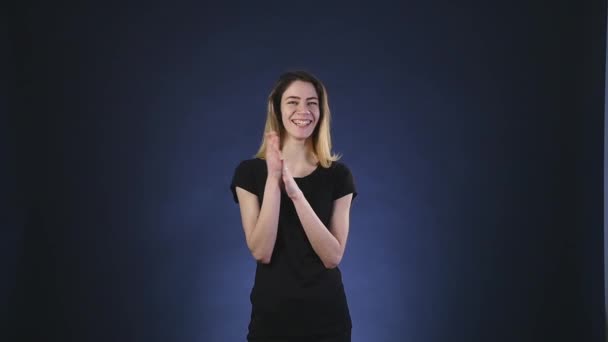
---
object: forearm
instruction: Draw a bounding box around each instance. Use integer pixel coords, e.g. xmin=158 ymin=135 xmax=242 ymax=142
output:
xmin=248 ymin=176 xmax=281 ymax=263
xmin=291 ymin=194 xmax=342 ymax=268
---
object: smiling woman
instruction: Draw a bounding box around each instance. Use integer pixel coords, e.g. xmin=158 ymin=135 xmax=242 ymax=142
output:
xmin=230 ymin=71 xmax=358 ymax=342
xmin=282 ymin=83 xmax=319 ymax=132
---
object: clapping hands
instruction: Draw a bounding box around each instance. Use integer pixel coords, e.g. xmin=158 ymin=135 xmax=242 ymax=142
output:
xmin=264 ymin=131 xmax=302 ymax=200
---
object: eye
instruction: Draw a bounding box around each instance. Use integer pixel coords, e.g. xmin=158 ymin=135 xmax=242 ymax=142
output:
xmin=287 ymin=101 xmax=298 ymax=105
xmin=308 ymin=102 xmax=318 ymax=106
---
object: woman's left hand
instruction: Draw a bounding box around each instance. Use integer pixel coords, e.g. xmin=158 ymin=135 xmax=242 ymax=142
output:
xmin=282 ymin=164 xmax=303 ymax=201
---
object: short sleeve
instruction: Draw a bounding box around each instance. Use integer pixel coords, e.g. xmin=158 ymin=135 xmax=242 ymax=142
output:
xmin=229 ymin=160 xmax=257 ymax=203
xmin=333 ymin=162 xmax=358 ymax=201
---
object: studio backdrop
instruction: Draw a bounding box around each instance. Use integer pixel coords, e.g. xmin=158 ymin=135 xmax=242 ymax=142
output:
xmin=6 ymin=1 xmax=606 ymax=342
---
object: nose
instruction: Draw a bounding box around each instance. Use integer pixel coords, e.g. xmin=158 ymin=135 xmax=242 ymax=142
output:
xmin=297 ymin=103 xmax=311 ymax=114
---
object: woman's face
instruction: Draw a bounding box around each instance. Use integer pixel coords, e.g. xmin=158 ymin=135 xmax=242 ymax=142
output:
xmin=280 ymin=80 xmax=320 ymax=141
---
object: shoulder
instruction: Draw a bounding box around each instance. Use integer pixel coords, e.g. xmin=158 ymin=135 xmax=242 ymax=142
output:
xmin=231 ymin=158 xmax=266 ymax=182
xmin=327 ymin=160 xmax=353 ymax=175
xmin=326 ymin=160 xmax=358 ymax=200
xmin=324 ymin=160 xmax=356 ymax=183
xmin=230 ymin=158 xmax=265 ymax=202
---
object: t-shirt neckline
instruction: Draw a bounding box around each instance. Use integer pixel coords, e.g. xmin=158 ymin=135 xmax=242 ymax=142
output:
xmin=256 ymin=157 xmax=320 ymax=180
xmin=293 ymin=164 xmax=320 ymax=180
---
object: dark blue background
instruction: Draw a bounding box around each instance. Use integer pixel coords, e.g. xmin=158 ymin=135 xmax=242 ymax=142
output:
xmin=5 ymin=1 xmax=606 ymax=341
xmin=606 ymin=15 xmax=608 ymax=327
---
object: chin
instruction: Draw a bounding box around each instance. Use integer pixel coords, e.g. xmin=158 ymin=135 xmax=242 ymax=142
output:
xmin=292 ymin=134 xmax=311 ymax=141
xmin=287 ymin=127 xmax=315 ymax=141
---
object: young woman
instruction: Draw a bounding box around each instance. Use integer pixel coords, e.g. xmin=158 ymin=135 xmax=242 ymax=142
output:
xmin=230 ymin=71 xmax=357 ymax=342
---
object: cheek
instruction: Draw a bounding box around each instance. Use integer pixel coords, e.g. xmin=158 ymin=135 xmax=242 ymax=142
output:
xmin=280 ymin=108 xmax=289 ymax=121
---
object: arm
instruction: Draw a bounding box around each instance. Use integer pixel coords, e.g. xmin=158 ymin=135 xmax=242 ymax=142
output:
xmin=235 ymin=131 xmax=284 ymax=263
xmin=291 ymin=192 xmax=353 ymax=269
xmin=236 ymin=174 xmax=282 ymax=263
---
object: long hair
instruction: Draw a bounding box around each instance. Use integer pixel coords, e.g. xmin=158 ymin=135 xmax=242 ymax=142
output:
xmin=254 ymin=70 xmax=341 ymax=168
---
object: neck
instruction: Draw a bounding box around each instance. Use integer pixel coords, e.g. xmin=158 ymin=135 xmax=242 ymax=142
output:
xmin=281 ymin=135 xmax=314 ymax=165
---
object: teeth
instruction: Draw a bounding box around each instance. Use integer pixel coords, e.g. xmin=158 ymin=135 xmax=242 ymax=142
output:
xmin=292 ymin=119 xmax=312 ymax=127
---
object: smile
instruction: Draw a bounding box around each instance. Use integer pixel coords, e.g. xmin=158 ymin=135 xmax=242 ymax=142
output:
xmin=291 ymin=119 xmax=313 ymax=127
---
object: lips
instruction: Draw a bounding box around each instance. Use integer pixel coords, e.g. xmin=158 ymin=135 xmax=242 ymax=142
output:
xmin=291 ymin=118 xmax=313 ymax=127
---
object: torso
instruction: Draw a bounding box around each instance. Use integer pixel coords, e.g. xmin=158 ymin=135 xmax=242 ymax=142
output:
xmin=244 ymin=158 xmax=352 ymax=338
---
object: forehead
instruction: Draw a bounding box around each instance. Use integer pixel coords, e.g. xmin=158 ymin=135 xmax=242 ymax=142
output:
xmin=282 ymin=80 xmax=318 ymax=99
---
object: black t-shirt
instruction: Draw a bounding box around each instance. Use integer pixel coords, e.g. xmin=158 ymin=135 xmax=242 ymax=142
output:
xmin=230 ymin=158 xmax=358 ymax=338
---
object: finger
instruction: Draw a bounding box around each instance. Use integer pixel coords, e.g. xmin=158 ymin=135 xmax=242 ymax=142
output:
xmin=283 ymin=165 xmax=290 ymax=178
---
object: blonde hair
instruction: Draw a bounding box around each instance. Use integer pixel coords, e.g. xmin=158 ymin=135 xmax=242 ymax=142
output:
xmin=254 ymin=71 xmax=341 ymax=168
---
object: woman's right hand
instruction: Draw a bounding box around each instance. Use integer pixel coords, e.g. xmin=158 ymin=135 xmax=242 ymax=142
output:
xmin=265 ymin=131 xmax=283 ymax=180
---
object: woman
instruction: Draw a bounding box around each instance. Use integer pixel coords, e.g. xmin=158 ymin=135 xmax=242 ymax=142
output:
xmin=230 ymin=70 xmax=357 ymax=342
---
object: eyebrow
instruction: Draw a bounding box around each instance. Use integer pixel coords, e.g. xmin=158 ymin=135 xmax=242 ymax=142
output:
xmin=284 ymin=96 xmax=319 ymax=101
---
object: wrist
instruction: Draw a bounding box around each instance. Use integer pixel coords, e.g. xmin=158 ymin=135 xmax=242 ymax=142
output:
xmin=289 ymin=190 xmax=304 ymax=202
xmin=266 ymin=173 xmax=282 ymax=183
